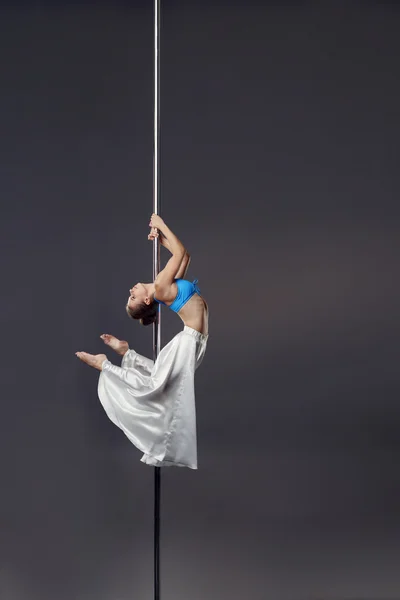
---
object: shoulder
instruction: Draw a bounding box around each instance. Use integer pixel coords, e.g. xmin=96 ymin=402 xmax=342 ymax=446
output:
xmin=154 ymin=278 xmax=178 ymax=303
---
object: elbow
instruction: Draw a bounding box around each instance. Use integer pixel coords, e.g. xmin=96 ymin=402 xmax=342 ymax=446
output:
xmin=176 ymin=246 xmax=187 ymax=261
xmin=173 ymin=242 xmax=186 ymax=258
xmin=182 ymin=250 xmax=191 ymax=266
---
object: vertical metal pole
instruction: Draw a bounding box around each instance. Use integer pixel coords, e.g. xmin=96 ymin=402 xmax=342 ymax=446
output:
xmin=153 ymin=2 xmax=161 ymax=600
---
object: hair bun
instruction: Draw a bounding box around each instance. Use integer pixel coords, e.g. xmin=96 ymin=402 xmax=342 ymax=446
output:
xmin=126 ymin=299 xmax=157 ymax=325
xmin=140 ymin=315 xmax=156 ymax=326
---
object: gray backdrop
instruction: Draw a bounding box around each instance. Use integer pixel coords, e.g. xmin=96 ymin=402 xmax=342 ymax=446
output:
xmin=1 ymin=2 xmax=399 ymax=599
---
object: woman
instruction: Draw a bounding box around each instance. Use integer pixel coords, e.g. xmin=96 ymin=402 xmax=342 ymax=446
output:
xmin=76 ymin=214 xmax=208 ymax=469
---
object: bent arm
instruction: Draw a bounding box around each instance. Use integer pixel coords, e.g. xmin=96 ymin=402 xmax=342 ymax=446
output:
xmin=154 ymin=219 xmax=189 ymax=296
xmin=176 ymin=252 xmax=191 ymax=279
xmin=157 ymin=220 xmax=185 ymax=256
xmin=158 ymin=231 xmax=191 ymax=279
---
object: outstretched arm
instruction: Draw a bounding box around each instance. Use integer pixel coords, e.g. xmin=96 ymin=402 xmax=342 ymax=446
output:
xmin=149 ymin=215 xmax=191 ymax=298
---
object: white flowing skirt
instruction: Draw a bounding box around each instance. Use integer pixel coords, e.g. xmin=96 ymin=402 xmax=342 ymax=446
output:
xmin=97 ymin=326 xmax=208 ymax=469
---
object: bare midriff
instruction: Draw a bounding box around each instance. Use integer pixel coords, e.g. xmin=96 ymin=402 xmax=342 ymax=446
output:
xmin=178 ymin=293 xmax=209 ymax=336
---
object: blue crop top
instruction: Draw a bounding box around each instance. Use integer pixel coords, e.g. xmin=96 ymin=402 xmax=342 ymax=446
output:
xmin=154 ymin=278 xmax=201 ymax=313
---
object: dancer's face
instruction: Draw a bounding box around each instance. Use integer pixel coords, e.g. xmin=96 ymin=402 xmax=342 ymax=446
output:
xmin=127 ymin=283 xmax=147 ymax=309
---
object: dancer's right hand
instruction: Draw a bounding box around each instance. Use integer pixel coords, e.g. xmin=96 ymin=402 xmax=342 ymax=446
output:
xmin=149 ymin=213 xmax=164 ymax=230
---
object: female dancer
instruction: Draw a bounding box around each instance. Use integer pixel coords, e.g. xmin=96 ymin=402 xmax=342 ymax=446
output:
xmin=76 ymin=214 xmax=208 ymax=468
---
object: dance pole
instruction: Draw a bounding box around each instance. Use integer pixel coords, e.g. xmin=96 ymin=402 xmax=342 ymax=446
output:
xmin=152 ymin=1 xmax=161 ymax=600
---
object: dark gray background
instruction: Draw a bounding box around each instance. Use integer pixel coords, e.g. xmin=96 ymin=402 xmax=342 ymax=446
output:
xmin=1 ymin=1 xmax=399 ymax=599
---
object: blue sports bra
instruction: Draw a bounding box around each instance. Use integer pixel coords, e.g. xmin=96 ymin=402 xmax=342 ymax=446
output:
xmin=154 ymin=278 xmax=201 ymax=313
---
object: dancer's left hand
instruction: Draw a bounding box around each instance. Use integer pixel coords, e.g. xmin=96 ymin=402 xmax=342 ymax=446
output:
xmin=148 ymin=226 xmax=159 ymax=241
xmin=75 ymin=352 xmax=107 ymax=370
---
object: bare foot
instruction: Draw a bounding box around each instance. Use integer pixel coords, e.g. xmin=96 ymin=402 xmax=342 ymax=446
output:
xmin=100 ymin=334 xmax=129 ymax=356
xmin=76 ymin=352 xmax=107 ymax=371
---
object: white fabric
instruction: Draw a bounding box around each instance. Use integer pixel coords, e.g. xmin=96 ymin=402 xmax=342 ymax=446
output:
xmin=97 ymin=326 xmax=208 ymax=469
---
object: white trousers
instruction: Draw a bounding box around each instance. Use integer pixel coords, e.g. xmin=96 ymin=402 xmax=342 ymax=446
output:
xmin=97 ymin=326 xmax=208 ymax=469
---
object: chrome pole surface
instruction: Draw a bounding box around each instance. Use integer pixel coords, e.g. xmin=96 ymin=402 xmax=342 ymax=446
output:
xmin=153 ymin=2 xmax=161 ymax=600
